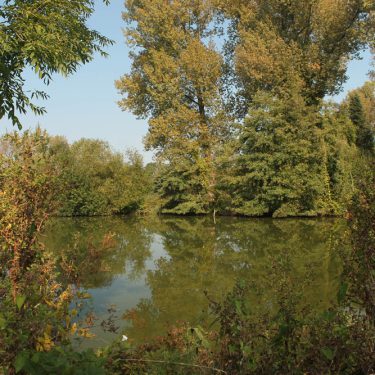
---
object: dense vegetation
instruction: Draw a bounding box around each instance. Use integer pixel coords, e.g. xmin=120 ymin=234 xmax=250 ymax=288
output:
xmin=1 ymin=81 xmax=373 ymax=218
xmin=1 ymin=1 xmax=374 ymax=218
xmin=50 ymin=137 xmax=153 ymax=216
xmin=117 ymin=0 xmax=374 ymax=217
xmin=0 ymin=133 xmax=153 ymax=217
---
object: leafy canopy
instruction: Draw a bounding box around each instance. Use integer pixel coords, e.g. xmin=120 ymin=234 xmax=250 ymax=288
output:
xmin=0 ymin=0 xmax=113 ymax=129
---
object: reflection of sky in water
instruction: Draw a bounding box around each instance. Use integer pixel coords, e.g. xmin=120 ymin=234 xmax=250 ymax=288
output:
xmin=45 ymin=216 xmax=346 ymax=349
xmin=90 ymin=276 xmax=149 ymax=315
xmin=79 ymin=234 xmax=169 ymax=348
xmin=81 ymin=276 xmax=150 ymax=348
xmin=90 ymin=234 xmax=168 ymax=314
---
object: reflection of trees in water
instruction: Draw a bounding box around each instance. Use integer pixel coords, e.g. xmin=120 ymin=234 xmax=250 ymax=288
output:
xmin=43 ymin=216 xmax=153 ymax=288
xmin=43 ymin=216 xmax=346 ymax=344
xmin=124 ymin=217 xmax=346 ymax=343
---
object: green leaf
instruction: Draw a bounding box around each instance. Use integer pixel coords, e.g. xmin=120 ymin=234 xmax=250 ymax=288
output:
xmin=322 ymin=310 xmax=336 ymax=321
xmin=31 ymin=352 xmax=41 ymax=364
xmin=0 ymin=313 xmax=6 ymax=329
xmin=15 ymin=352 xmax=28 ymax=373
xmin=28 ymin=222 xmax=37 ymax=236
xmin=337 ymin=282 xmax=348 ymax=304
xmin=235 ymin=300 xmax=243 ymax=315
xmin=242 ymin=345 xmax=252 ymax=356
xmin=190 ymin=326 xmax=210 ymax=348
xmin=16 ymin=295 xmax=26 ymax=310
xmin=278 ymin=323 xmax=289 ymax=337
xmin=321 ymin=347 xmax=334 ymax=361
xmin=228 ymin=344 xmax=236 ymax=355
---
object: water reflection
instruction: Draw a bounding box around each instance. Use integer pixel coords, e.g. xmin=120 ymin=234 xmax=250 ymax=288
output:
xmin=44 ymin=216 xmax=345 ymax=347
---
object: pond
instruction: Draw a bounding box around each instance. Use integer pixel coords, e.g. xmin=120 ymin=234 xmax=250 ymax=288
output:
xmin=43 ymin=216 xmax=346 ymax=349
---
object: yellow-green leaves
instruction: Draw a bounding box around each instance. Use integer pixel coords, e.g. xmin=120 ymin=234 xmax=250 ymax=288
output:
xmin=0 ymin=313 xmax=6 ymax=329
xmin=118 ymin=0 xmax=230 ymax=214
xmin=16 ymin=295 xmax=26 ymax=310
xmin=222 ymin=0 xmax=375 ymax=104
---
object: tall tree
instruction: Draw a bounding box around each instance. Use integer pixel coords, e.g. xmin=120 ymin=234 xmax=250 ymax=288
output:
xmin=116 ymin=0 xmax=231 ymax=214
xmin=0 ymin=0 xmax=112 ymax=129
xmin=228 ymin=88 xmax=334 ymax=218
xmin=347 ymin=81 xmax=375 ymax=133
xmin=217 ymin=0 xmax=375 ymax=111
xmin=320 ymin=102 xmax=358 ymax=209
xmin=349 ymin=93 xmax=374 ymax=152
xmin=217 ymin=0 xmax=374 ymax=216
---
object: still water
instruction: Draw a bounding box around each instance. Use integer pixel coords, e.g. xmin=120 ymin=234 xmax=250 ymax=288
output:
xmin=43 ymin=216 xmax=346 ymax=348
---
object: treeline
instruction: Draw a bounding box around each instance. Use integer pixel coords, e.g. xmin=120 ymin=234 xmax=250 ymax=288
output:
xmin=157 ymin=81 xmax=375 ymax=217
xmin=117 ymin=0 xmax=375 ymax=217
xmin=48 ymin=137 xmax=153 ymax=216
xmin=0 ymin=134 xmax=154 ymax=217
xmin=3 ymin=81 xmax=373 ymax=218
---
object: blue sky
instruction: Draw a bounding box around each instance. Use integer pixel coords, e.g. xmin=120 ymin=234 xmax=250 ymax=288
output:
xmin=0 ymin=0 xmax=373 ymax=163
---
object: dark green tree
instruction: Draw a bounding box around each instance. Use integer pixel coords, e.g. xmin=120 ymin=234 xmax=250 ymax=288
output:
xmin=349 ymin=94 xmax=374 ymax=153
xmin=155 ymin=156 xmax=211 ymax=215
xmin=230 ymin=90 xmax=334 ymax=218
xmin=320 ymin=102 xmax=358 ymax=210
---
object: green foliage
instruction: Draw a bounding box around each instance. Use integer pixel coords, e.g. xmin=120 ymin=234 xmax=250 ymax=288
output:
xmin=1 ymin=133 xmax=373 ymax=374
xmin=0 ymin=0 xmax=113 ymax=129
xmin=345 ymin=165 xmax=375 ymax=321
xmin=48 ymin=137 xmax=152 ymax=216
xmin=349 ymin=93 xmax=374 ymax=153
xmin=220 ymin=0 xmax=375 ymax=109
xmin=207 ymin=280 xmax=374 ymax=374
xmin=0 ymin=133 xmax=153 ymax=218
xmin=226 ymin=91 xmax=328 ymax=217
xmin=1 ymin=0 xmax=375 ymax=370
xmin=345 ymin=81 xmax=375 ymax=134
xmin=103 ymin=326 xmax=216 ymax=375
xmin=0 ymin=131 xmax=73 ymax=371
xmin=14 ymin=348 xmax=105 ymax=375
xmin=0 ymin=131 xmax=119 ymax=373
xmin=155 ymin=158 xmax=211 ymax=215
xmin=320 ymin=102 xmax=358 ymax=211
xmin=116 ymin=0 xmax=233 ymax=215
